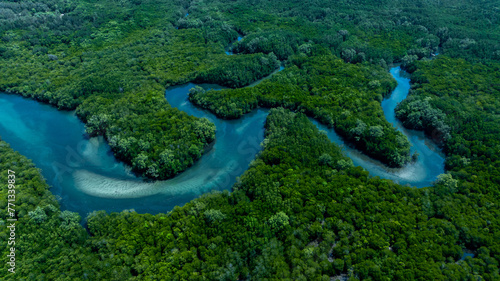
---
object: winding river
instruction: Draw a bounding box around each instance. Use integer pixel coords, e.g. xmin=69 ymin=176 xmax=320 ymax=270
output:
xmin=0 ymin=66 xmax=444 ymax=216
xmin=311 ymin=67 xmax=444 ymax=188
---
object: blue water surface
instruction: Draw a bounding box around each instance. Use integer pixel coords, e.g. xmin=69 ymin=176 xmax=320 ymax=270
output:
xmin=313 ymin=67 xmax=444 ymax=188
xmin=0 ymin=93 xmax=267 ymax=216
xmin=0 ymin=66 xmax=444 ymax=216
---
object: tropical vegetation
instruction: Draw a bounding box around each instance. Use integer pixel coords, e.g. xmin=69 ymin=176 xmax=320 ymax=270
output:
xmin=0 ymin=0 xmax=499 ymax=279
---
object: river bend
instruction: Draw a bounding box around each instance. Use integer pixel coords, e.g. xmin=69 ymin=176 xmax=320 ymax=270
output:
xmin=0 ymin=66 xmax=444 ymax=215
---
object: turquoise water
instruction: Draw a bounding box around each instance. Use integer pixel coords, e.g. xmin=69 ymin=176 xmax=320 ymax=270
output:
xmin=312 ymin=67 xmax=444 ymax=188
xmin=0 ymin=66 xmax=444 ymax=216
xmin=0 ymin=92 xmax=267 ymax=216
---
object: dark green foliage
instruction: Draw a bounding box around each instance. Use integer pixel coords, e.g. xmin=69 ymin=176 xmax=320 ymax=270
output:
xmin=0 ymin=140 xmax=96 ymax=279
xmin=190 ymin=51 xmax=412 ymax=167
xmin=75 ymin=91 xmax=217 ymax=179
xmin=4 ymin=106 xmax=499 ymax=280
xmin=231 ymin=30 xmax=306 ymax=60
xmin=1 ymin=0 xmax=500 ymax=279
xmin=195 ymin=52 xmax=280 ymax=88
xmin=1 ymin=0 xmax=499 ymax=179
xmin=397 ymin=56 xmax=500 ymax=157
xmin=0 ymin=0 xmax=282 ymax=180
xmin=177 ymin=14 xmax=239 ymax=46
xmin=393 ymin=56 xmax=500 ymax=279
xmin=396 ymin=95 xmax=451 ymax=142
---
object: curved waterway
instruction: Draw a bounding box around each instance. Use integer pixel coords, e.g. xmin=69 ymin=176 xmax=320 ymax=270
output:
xmin=0 ymin=91 xmax=267 ymax=216
xmin=312 ymin=67 xmax=444 ymax=188
xmin=0 ymin=66 xmax=444 ymax=216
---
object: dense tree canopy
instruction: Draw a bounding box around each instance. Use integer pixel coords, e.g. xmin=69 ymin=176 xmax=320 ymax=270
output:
xmin=2 ymin=106 xmax=499 ymax=279
xmin=189 ymin=50 xmax=414 ymax=167
xmin=1 ymin=0 xmax=499 ymax=176
xmin=0 ymin=0 xmax=499 ymax=279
